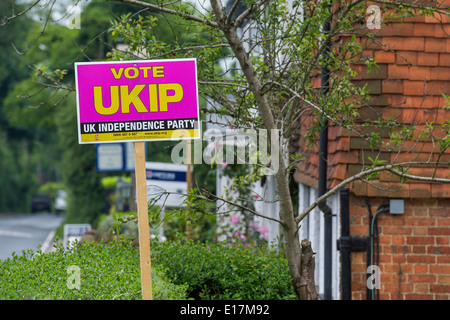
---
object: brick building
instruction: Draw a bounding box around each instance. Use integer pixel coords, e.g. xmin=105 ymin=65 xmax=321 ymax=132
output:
xmin=293 ymin=5 xmax=450 ymax=299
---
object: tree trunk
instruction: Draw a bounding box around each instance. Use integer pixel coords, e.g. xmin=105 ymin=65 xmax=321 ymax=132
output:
xmin=298 ymin=239 xmax=319 ymax=300
xmin=210 ymin=0 xmax=318 ymax=300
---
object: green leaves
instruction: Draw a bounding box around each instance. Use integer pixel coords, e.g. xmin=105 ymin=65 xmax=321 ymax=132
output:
xmin=442 ymin=94 xmax=450 ymax=110
xmin=0 ymin=240 xmax=187 ymax=300
xmin=151 ymin=239 xmax=296 ymax=300
xmin=365 ymin=155 xmax=388 ymax=180
xmin=367 ymin=155 xmax=387 ymax=166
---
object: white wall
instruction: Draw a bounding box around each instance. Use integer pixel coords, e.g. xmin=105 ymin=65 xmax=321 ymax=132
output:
xmin=298 ymin=183 xmax=341 ymax=300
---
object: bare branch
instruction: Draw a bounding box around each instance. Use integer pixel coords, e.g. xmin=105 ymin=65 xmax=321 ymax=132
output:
xmin=146 ymin=43 xmax=230 ymax=60
xmin=0 ymin=0 xmax=41 ymax=27
xmin=371 ymin=0 xmax=450 ymax=17
xmin=109 ymin=0 xmax=219 ymax=27
xmin=295 ymin=161 xmax=450 ymax=225
xmin=11 ymin=0 xmax=56 ymax=55
xmin=201 ymin=189 xmax=284 ymax=224
xmin=234 ymin=0 xmax=270 ymax=28
xmin=158 ymin=188 xmax=283 ymax=224
xmin=388 ymin=167 xmax=450 ymax=183
xmin=199 ymin=81 xmax=249 ymax=89
xmin=226 ymin=0 xmax=241 ymax=26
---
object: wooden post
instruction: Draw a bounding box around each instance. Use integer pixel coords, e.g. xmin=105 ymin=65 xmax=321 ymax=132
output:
xmin=134 ymin=141 xmax=152 ymax=300
xmin=187 ymin=140 xmax=192 ymax=191
xmin=186 ymin=140 xmax=192 ymax=239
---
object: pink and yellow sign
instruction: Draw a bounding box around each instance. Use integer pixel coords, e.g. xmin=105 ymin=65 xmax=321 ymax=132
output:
xmin=75 ymin=59 xmax=200 ymax=144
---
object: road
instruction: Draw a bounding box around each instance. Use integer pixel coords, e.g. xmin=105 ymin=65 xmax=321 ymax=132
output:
xmin=0 ymin=213 xmax=64 ymax=261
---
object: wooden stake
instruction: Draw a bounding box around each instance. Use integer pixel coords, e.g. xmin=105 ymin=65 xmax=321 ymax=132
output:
xmin=186 ymin=140 xmax=192 ymax=239
xmin=134 ymin=141 xmax=152 ymax=300
xmin=187 ymin=140 xmax=192 ymax=191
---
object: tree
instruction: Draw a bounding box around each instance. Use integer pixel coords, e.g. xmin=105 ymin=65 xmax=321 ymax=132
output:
xmin=0 ymin=0 xmax=140 ymax=216
xmin=105 ymin=0 xmax=449 ymax=300
xmin=0 ymin=0 xmax=212 ymax=221
xmin=4 ymin=0 xmax=449 ymax=300
xmin=0 ymin=0 xmax=37 ymax=212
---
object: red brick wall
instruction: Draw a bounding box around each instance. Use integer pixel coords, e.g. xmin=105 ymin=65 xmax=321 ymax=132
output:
xmin=292 ymin=2 xmax=450 ymax=300
xmin=349 ymin=195 xmax=450 ymax=300
xmin=293 ymin=6 xmax=450 ymax=195
xmin=348 ymin=10 xmax=450 ymax=300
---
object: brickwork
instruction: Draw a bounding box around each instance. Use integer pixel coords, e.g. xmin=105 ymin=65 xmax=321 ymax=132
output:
xmin=292 ymin=2 xmax=450 ymax=300
xmin=349 ymin=195 xmax=450 ymax=300
xmin=294 ymin=18 xmax=450 ymax=195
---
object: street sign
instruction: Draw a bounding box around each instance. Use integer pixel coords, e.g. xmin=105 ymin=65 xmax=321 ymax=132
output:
xmin=124 ymin=142 xmax=136 ymax=171
xmin=96 ymin=143 xmax=124 ymax=171
xmin=75 ymin=59 xmax=200 ymax=144
xmin=63 ymin=224 xmax=91 ymax=247
xmin=95 ymin=142 xmax=142 ymax=172
xmin=146 ymin=162 xmax=189 ymax=207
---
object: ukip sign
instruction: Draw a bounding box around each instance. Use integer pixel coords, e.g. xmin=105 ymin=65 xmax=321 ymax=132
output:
xmin=75 ymin=59 xmax=200 ymax=144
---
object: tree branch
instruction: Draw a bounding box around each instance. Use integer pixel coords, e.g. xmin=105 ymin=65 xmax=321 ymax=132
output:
xmin=162 ymin=189 xmax=283 ymax=224
xmin=295 ymin=161 xmax=450 ymax=225
xmin=371 ymin=0 xmax=450 ymax=17
xmin=199 ymin=80 xmax=249 ymax=89
xmin=388 ymin=167 xmax=450 ymax=183
xmin=109 ymin=0 xmax=218 ymax=27
xmin=204 ymin=190 xmax=284 ymax=224
xmin=234 ymin=0 xmax=270 ymax=28
xmin=10 ymin=0 xmax=56 ymax=55
xmin=226 ymin=0 xmax=241 ymax=26
xmin=0 ymin=0 xmax=41 ymax=27
xmin=148 ymin=43 xmax=230 ymax=59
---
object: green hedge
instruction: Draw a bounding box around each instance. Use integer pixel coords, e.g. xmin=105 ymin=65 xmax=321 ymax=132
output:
xmin=1 ymin=237 xmax=297 ymax=300
xmin=0 ymin=239 xmax=187 ymax=300
xmin=151 ymin=239 xmax=297 ymax=300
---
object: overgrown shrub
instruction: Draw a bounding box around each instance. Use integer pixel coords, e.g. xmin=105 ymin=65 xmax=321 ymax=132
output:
xmin=0 ymin=239 xmax=187 ymax=300
xmin=151 ymin=239 xmax=297 ymax=300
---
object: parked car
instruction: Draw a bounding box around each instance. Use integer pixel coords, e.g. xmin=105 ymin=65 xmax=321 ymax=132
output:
xmin=31 ymin=194 xmax=51 ymax=213
xmin=54 ymin=190 xmax=67 ymax=214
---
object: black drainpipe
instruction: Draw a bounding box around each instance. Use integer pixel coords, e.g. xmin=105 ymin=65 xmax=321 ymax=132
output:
xmin=366 ymin=201 xmax=390 ymax=300
xmin=337 ymin=188 xmax=369 ymax=300
xmin=339 ymin=188 xmax=351 ymax=300
xmin=318 ymin=15 xmax=332 ymax=300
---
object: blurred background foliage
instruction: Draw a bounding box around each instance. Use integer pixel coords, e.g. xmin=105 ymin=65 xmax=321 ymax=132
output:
xmin=0 ymin=0 xmax=216 ymax=240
